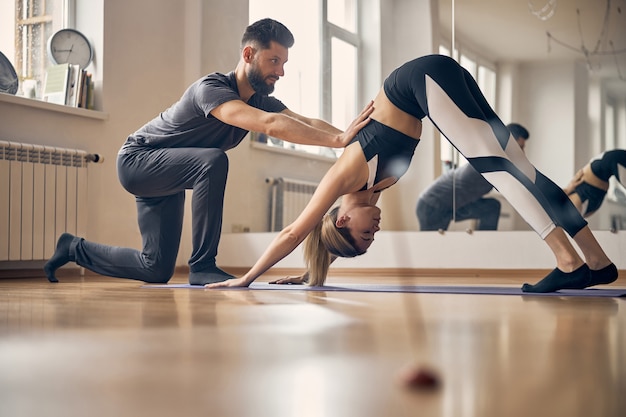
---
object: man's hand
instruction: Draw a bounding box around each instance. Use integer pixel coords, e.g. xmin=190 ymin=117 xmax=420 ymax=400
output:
xmin=205 ymin=277 xmax=251 ymax=289
xmin=337 ymin=101 xmax=374 ymax=147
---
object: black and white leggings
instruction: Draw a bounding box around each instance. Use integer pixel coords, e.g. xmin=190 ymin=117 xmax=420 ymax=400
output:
xmin=413 ymin=55 xmax=587 ymax=239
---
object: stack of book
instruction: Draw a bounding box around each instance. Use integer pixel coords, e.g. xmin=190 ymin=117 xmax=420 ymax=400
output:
xmin=42 ymin=63 xmax=94 ymax=109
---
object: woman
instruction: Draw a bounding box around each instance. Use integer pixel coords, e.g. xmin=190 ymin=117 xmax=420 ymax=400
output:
xmin=208 ymin=54 xmax=617 ymax=293
xmin=564 ymin=149 xmax=626 ymax=218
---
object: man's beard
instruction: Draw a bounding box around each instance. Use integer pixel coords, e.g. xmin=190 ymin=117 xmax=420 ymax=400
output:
xmin=247 ymin=65 xmax=275 ymax=96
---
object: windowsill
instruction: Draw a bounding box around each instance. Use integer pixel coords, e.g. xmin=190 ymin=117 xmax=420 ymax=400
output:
xmin=250 ymin=140 xmax=338 ymax=162
xmin=0 ymin=92 xmax=109 ymax=120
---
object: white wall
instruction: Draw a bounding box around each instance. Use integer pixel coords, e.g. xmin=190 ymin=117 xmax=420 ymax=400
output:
xmin=0 ymin=2 xmax=16 ymax=64
xmin=518 ymin=61 xmax=577 ymax=185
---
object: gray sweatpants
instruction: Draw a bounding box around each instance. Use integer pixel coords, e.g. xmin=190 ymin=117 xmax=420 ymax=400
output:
xmin=69 ymin=145 xmax=228 ymax=283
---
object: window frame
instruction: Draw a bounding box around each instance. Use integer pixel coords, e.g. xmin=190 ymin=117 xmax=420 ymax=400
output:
xmin=604 ymin=98 xmax=616 ymax=150
xmin=8 ymin=0 xmax=76 ymax=98
xmin=321 ymin=0 xmax=360 ymax=123
xmin=250 ymin=0 xmax=361 ymax=161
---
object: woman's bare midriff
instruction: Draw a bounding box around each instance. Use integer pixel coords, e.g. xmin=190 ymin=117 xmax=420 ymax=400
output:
xmin=582 ymin=164 xmax=609 ymax=191
xmin=371 ymin=88 xmax=422 ymax=140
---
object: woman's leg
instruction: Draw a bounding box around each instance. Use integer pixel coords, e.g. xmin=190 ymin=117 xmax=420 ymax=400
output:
xmin=520 ymin=228 xmax=588 ymax=292
xmin=411 ymin=55 xmax=616 ymax=290
xmin=571 ymin=227 xmax=617 ymax=285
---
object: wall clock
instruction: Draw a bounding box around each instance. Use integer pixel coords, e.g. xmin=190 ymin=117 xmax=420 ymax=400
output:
xmin=47 ymin=28 xmax=94 ymax=68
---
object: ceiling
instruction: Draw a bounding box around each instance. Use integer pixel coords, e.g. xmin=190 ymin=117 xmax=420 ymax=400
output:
xmin=438 ymin=0 xmax=626 ymax=96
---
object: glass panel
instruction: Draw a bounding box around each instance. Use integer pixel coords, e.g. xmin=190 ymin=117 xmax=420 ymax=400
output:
xmin=249 ymin=0 xmax=329 ymax=156
xmin=438 ymin=44 xmax=454 ymax=169
xmin=327 ymin=0 xmax=356 ymax=32
xmin=459 ymin=54 xmax=476 ymax=77
xmin=605 ymin=102 xmax=615 ymax=149
xmin=11 ymin=0 xmax=58 ymax=98
xmin=478 ymin=65 xmax=496 ymax=108
xmin=329 ymin=37 xmax=356 ymax=158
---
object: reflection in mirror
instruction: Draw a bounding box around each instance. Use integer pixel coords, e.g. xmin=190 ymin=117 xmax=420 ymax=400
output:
xmin=435 ymin=0 xmax=626 ymax=232
xmin=564 ymin=149 xmax=626 ymax=232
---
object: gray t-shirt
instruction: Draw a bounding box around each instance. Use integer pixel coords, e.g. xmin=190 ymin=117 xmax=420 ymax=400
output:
xmin=123 ymin=71 xmax=286 ymax=151
xmin=418 ymin=163 xmax=493 ymax=210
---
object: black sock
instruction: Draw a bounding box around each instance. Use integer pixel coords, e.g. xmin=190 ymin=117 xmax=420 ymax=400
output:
xmin=43 ymin=233 xmax=75 ymax=283
xmin=188 ymin=266 xmax=234 ymax=285
xmin=521 ymin=264 xmax=590 ymax=293
xmin=588 ymin=263 xmax=618 ymax=286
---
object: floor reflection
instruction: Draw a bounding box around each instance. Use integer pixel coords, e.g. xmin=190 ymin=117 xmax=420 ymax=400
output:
xmin=0 ymin=275 xmax=624 ymax=417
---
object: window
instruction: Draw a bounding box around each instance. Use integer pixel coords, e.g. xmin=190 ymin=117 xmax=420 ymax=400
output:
xmin=323 ymin=0 xmax=359 ymax=158
xmin=605 ymin=100 xmax=616 ymax=150
xmin=249 ymin=0 xmax=360 ymax=159
xmin=330 ymin=37 xmax=357 ymax=139
xmin=0 ymin=0 xmax=72 ymax=99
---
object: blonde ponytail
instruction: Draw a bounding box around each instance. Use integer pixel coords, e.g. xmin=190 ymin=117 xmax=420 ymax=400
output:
xmin=303 ymin=219 xmax=331 ymax=286
xmin=303 ymin=207 xmax=363 ymax=286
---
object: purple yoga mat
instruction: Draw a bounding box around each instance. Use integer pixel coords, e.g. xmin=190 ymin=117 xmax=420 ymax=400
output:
xmin=142 ymin=282 xmax=626 ymax=297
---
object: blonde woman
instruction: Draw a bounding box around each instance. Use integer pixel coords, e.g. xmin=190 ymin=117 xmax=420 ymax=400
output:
xmin=208 ymin=54 xmax=617 ymax=293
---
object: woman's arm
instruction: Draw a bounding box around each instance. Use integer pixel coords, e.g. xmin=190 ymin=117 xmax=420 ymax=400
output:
xmin=563 ymin=168 xmax=585 ymax=195
xmin=207 ymin=146 xmax=366 ymax=288
xmin=268 ymin=272 xmax=310 ymax=285
xmin=206 ymin=176 xmax=344 ymax=288
xmin=269 ymin=255 xmax=338 ymax=285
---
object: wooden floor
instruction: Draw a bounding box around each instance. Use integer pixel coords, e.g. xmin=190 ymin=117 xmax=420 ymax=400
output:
xmin=1 ymin=271 xmax=624 ymax=417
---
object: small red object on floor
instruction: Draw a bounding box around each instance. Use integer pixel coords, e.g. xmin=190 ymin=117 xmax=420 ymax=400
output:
xmin=397 ymin=364 xmax=440 ymax=390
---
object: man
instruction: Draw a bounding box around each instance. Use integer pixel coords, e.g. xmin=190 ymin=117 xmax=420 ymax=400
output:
xmin=44 ymin=18 xmax=372 ymax=285
xmin=416 ymin=123 xmax=530 ymax=231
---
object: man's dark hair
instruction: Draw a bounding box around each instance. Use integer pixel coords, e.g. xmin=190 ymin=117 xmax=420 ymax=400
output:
xmin=241 ymin=18 xmax=295 ymax=50
xmin=507 ymin=123 xmax=530 ymax=141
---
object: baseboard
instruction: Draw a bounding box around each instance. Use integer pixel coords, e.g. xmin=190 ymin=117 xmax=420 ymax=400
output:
xmin=0 ymin=266 xmax=84 ymax=279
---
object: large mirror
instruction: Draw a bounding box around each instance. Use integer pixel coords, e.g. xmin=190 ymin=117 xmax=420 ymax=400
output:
xmin=229 ymin=0 xmax=625 ymax=235
xmin=436 ymin=0 xmax=626 ymax=232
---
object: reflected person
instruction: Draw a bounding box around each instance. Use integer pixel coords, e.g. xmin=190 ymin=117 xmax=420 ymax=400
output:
xmin=416 ymin=123 xmax=529 ymax=231
xmin=564 ymin=149 xmax=626 ymax=219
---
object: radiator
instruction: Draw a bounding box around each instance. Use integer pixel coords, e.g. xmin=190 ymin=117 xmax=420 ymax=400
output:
xmin=266 ymin=177 xmax=319 ymax=231
xmin=0 ymin=141 xmax=100 ymax=262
